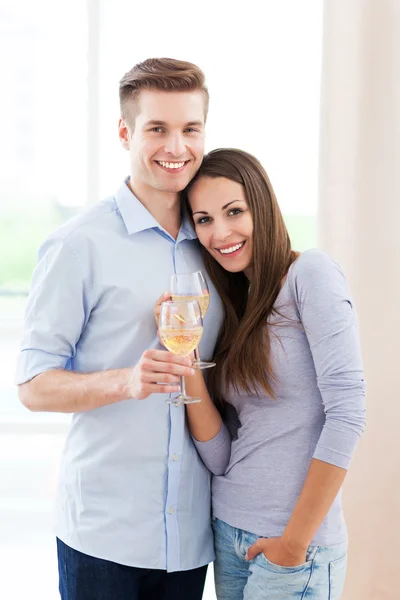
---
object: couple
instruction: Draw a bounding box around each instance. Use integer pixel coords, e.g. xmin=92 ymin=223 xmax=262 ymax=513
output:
xmin=16 ymin=58 xmax=366 ymax=600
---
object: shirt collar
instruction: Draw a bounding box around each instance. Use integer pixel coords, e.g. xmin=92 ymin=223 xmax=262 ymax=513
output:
xmin=114 ymin=178 xmax=198 ymax=242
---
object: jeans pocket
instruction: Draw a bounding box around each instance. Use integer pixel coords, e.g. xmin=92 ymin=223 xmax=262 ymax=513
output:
xmin=257 ymin=544 xmax=318 ymax=575
xmin=251 ymin=552 xmax=314 ymax=599
xmin=259 ymin=552 xmax=313 ymax=575
xmin=329 ymin=553 xmax=347 ymax=600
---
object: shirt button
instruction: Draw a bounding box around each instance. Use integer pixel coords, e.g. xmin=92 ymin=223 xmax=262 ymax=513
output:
xmin=168 ymin=507 xmax=175 ymax=515
xmin=172 ymin=454 xmax=179 ymax=461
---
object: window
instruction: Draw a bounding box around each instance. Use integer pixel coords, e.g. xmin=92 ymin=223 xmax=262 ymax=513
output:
xmin=0 ymin=2 xmax=322 ymax=598
xmin=0 ymin=0 xmax=87 ymax=425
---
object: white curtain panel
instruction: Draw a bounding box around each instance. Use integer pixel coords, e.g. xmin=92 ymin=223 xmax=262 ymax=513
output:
xmin=318 ymin=1 xmax=400 ymax=599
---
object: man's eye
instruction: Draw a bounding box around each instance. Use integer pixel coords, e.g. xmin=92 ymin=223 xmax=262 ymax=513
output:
xmin=151 ymin=127 xmax=164 ymax=133
xmin=185 ymin=128 xmax=198 ymax=133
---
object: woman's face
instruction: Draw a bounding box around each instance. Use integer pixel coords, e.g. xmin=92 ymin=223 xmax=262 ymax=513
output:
xmin=189 ymin=176 xmax=254 ymax=276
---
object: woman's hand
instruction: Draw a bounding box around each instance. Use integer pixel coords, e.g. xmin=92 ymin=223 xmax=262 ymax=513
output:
xmin=154 ymin=292 xmax=171 ymax=328
xmin=154 ymin=292 xmax=172 ymax=346
xmin=245 ymin=536 xmax=307 ymax=567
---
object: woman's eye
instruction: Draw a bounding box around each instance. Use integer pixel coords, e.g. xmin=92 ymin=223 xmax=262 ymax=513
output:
xmin=196 ymin=216 xmax=210 ymax=225
xmin=228 ymin=208 xmax=243 ymax=216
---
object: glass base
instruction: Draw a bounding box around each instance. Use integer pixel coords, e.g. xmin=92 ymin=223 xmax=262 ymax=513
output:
xmin=193 ymin=360 xmax=216 ymax=370
xmin=166 ymin=395 xmax=202 ymax=407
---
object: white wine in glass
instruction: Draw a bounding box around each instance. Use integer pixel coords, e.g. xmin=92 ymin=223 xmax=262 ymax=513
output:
xmin=159 ymin=299 xmax=203 ymax=406
xmin=170 ymin=271 xmax=216 ymax=369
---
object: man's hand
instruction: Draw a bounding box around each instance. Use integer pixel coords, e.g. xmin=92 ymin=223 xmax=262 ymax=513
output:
xmin=245 ymin=536 xmax=308 ymax=567
xmin=126 ymin=349 xmax=195 ymax=400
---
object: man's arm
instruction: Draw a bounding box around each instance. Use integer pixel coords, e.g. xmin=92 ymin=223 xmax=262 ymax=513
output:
xmin=18 ymin=350 xmax=195 ymax=413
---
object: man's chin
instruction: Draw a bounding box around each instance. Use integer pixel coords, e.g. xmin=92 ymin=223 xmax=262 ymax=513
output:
xmin=158 ymin=178 xmax=194 ymax=194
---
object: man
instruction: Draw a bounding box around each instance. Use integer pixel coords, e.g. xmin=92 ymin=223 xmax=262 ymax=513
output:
xmin=16 ymin=58 xmax=223 ymax=600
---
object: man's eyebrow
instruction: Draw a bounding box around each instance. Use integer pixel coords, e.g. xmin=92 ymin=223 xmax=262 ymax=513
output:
xmin=192 ymin=200 xmax=245 ymax=216
xmin=143 ymin=120 xmax=204 ymax=127
xmin=144 ymin=120 xmax=167 ymax=127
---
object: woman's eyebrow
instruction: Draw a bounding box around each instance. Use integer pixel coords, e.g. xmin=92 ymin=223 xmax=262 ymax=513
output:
xmin=192 ymin=199 xmax=244 ymax=216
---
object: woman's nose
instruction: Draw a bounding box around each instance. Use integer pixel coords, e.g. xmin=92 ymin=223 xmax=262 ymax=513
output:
xmin=212 ymin=221 xmax=232 ymax=243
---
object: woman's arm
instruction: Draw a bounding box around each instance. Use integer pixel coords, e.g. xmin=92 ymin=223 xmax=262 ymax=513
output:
xmin=247 ymin=250 xmax=366 ymax=565
xmin=185 ymin=371 xmax=232 ymax=475
xmin=246 ymin=458 xmax=347 ymax=564
xmin=184 ymin=370 xmax=223 ymax=441
xmin=154 ymin=294 xmax=232 ymax=475
xmin=281 ymin=458 xmax=346 ymax=551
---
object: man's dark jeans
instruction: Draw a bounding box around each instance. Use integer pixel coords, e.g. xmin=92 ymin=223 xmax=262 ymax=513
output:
xmin=57 ymin=538 xmax=208 ymax=600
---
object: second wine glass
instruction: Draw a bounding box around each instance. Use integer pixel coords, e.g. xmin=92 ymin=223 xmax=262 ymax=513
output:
xmin=170 ymin=271 xmax=216 ymax=369
xmin=159 ymin=299 xmax=203 ymax=406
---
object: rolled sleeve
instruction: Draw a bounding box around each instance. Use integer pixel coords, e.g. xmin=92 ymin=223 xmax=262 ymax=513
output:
xmin=15 ymin=236 xmax=91 ymax=384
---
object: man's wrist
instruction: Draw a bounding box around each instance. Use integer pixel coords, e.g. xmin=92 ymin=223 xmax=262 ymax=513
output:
xmin=118 ymin=368 xmax=134 ymax=400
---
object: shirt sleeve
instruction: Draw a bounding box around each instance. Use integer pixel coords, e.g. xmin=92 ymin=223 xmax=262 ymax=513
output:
xmin=290 ymin=250 xmax=367 ymax=469
xmin=15 ymin=235 xmax=91 ymax=384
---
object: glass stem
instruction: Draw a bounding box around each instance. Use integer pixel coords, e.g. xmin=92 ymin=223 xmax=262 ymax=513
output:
xmin=180 ymin=375 xmax=186 ymax=397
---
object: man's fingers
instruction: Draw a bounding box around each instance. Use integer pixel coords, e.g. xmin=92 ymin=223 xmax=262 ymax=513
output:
xmin=141 ymin=372 xmax=180 ymax=384
xmin=147 ymin=361 xmax=195 ymax=377
xmin=146 ymin=383 xmax=180 ymax=395
xmin=143 ymin=349 xmax=193 ymax=367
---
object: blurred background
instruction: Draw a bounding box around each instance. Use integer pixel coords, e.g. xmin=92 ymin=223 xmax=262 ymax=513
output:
xmin=0 ymin=0 xmax=398 ymax=599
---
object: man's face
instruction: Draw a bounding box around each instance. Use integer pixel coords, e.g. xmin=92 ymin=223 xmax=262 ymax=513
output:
xmin=119 ymin=89 xmax=206 ymax=195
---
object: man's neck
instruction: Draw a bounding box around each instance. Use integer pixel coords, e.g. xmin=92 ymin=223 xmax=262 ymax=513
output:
xmin=128 ymin=179 xmax=182 ymax=240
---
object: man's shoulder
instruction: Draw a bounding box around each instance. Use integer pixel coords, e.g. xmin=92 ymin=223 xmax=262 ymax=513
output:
xmin=51 ymin=196 xmax=119 ymax=244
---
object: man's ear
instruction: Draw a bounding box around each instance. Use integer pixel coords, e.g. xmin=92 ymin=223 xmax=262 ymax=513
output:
xmin=118 ymin=118 xmax=130 ymax=151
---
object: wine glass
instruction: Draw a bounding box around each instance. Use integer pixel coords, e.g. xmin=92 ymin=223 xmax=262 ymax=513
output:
xmin=170 ymin=271 xmax=216 ymax=369
xmin=159 ymin=299 xmax=203 ymax=406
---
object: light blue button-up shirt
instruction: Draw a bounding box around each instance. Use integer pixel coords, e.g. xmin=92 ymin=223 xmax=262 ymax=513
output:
xmin=16 ymin=180 xmax=223 ymax=572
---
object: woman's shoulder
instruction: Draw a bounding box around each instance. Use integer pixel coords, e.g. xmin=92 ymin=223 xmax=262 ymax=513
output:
xmin=289 ymin=248 xmax=342 ymax=281
xmin=287 ymin=248 xmax=349 ymax=300
xmin=292 ymin=247 xmax=338 ymax=271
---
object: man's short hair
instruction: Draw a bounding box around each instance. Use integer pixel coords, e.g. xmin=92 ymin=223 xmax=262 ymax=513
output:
xmin=119 ymin=57 xmax=209 ymax=128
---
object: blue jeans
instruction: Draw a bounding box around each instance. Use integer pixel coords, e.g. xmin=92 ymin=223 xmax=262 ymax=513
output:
xmin=212 ymin=518 xmax=348 ymax=600
xmin=56 ymin=538 xmax=207 ymax=600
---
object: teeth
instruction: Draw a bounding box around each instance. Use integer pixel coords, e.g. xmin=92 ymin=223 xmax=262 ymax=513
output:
xmin=219 ymin=242 xmax=244 ymax=255
xmin=158 ymin=161 xmax=185 ymax=169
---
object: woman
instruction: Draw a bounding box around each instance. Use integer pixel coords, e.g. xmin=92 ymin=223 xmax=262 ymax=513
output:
xmin=156 ymin=149 xmax=366 ymax=600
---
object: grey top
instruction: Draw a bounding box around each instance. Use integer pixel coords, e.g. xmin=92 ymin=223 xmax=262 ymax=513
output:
xmin=194 ymin=249 xmax=366 ymax=546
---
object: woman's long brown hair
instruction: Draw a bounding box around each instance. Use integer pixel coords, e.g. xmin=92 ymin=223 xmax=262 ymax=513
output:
xmin=183 ymin=148 xmax=297 ymax=406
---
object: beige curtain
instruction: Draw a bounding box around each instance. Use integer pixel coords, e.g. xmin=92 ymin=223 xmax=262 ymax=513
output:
xmin=318 ymin=1 xmax=400 ymax=598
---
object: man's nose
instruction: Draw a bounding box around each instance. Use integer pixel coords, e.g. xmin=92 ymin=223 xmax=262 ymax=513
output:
xmin=164 ymin=134 xmax=186 ymax=157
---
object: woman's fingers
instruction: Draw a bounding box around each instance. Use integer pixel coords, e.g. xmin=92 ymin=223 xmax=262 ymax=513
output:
xmin=154 ymin=292 xmax=172 ymax=326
